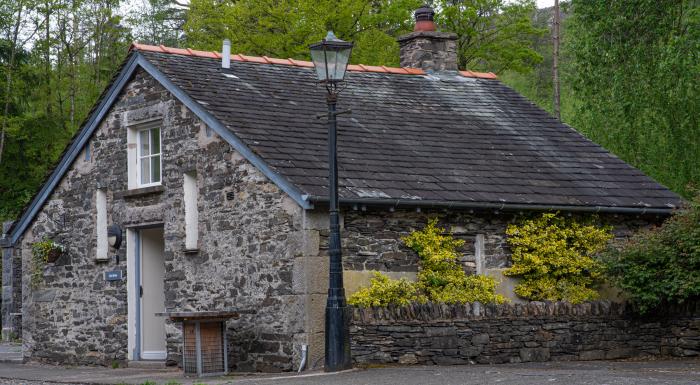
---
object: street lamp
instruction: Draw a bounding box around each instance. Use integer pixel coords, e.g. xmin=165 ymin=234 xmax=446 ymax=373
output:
xmin=309 ymin=31 xmax=353 ymax=372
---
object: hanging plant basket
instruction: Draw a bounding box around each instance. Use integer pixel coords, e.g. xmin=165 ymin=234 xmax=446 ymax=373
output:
xmin=46 ymin=247 xmax=64 ymax=263
xmin=31 ymin=238 xmax=67 ymax=287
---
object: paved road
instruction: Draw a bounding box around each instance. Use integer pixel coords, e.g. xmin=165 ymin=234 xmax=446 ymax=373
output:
xmin=239 ymin=360 xmax=700 ymax=385
xmin=1 ymin=360 xmax=699 ymax=385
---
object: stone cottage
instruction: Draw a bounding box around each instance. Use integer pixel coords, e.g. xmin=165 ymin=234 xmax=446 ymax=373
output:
xmin=0 ymin=7 xmax=680 ymax=372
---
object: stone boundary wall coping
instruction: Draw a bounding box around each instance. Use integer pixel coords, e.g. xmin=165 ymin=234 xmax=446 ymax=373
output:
xmin=351 ymin=300 xmax=700 ymax=324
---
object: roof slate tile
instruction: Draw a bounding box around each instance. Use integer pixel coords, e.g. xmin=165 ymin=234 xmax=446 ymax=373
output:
xmin=135 ymin=48 xmax=681 ymax=210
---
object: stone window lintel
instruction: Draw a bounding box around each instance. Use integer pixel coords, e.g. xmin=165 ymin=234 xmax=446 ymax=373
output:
xmin=114 ymin=185 xmax=165 ymax=199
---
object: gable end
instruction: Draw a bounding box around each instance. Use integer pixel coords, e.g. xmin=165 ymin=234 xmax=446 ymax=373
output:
xmin=7 ymin=52 xmax=312 ymax=245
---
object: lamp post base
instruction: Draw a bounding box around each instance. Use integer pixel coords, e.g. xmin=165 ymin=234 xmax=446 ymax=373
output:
xmin=324 ymin=301 xmax=352 ymax=372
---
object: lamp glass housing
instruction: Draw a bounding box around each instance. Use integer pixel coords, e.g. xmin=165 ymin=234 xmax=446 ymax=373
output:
xmin=309 ymin=31 xmax=353 ymax=83
xmin=107 ymin=224 xmax=122 ymax=250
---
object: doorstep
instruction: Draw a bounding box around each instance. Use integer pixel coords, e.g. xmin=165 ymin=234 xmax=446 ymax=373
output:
xmin=0 ymin=344 xmax=22 ymax=364
xmin=127 ymin=360 xmax=167 ymax=369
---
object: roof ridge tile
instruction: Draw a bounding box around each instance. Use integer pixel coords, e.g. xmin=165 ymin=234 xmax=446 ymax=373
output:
xmin=129 ymin=42 xmax=494 ymax=79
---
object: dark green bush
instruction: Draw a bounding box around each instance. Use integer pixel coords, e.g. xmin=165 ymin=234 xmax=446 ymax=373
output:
xmin=602 ymin=194 xmax=700 ymax=313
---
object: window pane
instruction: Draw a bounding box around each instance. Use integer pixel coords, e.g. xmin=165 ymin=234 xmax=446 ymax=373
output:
xmin=139 ymin=130 xmax=150 ymax=156
xmin=141 ymin=157 xmax=151 ymax=184
xmin=150 ymin=127 xmax=160 ymax=154
xmin=151 ymin=155 xmax=161 ymax=183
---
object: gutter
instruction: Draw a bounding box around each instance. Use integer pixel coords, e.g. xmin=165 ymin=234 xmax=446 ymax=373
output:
xmin=305 ymin=195 xmax=675 ymax=216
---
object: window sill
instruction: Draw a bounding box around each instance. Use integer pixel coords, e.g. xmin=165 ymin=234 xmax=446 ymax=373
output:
xmin=115 ymin=185 xmax=165 ymax=199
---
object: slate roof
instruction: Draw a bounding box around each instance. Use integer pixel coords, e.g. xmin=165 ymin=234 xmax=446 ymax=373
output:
xmin=4 ymin=44 xmax=682 ymax=245
xmin=137 ymin=47 xmax=680 ymax=212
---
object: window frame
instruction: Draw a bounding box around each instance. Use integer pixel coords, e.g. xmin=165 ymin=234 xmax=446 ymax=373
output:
xmin=136 ymin=126 xmax=162 ymax=188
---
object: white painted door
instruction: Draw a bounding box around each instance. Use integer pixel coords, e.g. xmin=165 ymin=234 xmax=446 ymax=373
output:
xmin=140 ymin=227 xmax=167 ymax=360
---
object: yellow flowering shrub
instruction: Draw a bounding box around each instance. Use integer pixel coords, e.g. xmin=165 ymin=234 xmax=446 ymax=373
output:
xmin=504 ymin=213 xmax=613 ymax=303
xmin=349 ymin=218 xmax=506 ymax=307
xmin=347 ymin=272 xmax=426 ymax=308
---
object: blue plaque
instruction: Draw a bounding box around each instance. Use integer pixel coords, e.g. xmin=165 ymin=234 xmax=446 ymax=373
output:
xmin=104 ymin=270 xmax=123 ymax=281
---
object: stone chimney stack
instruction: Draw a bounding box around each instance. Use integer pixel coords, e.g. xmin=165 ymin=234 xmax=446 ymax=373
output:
xmin=398 ymin=5 xmax=458 ymax=72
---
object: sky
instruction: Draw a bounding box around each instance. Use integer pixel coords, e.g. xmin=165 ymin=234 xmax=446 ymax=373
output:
xmin=537 ymin=0 xmax=556 ymax=7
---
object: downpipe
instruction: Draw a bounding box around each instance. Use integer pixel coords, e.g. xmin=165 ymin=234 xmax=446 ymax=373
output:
xmin=298 ymin=344 xmax=308 ymax=373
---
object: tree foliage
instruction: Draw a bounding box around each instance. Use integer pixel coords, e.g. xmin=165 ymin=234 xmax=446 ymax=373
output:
xmin=184 ymin=0 xmax=421 ymax=67
xmin=349 ymin=219 xmax=505 ymax=307
xmin=566 ymin=0 xmax=700 ymax=197
xmin=602 ymin=195 xmax=700 ymax=313
xmin=503 ymin=213 xmax=613 ymax=303
xmin=184 ymin=0 xmax=543 ymax=69
xmin=503 ymin=0 xmax=700 ymax=197
xmin=435 ymin=0 xmax=545 ymax=73
xmin=0 ymin=0 xmax=131 ymax=221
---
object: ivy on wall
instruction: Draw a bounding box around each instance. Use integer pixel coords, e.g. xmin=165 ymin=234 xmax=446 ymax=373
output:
xmin=504 ymin=213 xmax=612 ymax=304
xmin=349 ymin=219 xmax=505 ymax=307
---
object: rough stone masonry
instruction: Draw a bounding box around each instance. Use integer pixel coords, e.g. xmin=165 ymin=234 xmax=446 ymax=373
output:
xmin=350 ymin=301 xmax=700 ymax=365
xmin=12 ymin=69 xmax=328 ymax=372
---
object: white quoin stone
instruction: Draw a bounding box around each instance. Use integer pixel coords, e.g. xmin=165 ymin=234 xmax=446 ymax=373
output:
xmin=222 ymin=39 xmax=231 ymax=69
xmin=475 ymin=233 xmax=485 ymax=275
xmin=95 ymin=189 xmax=108 ymax=260
xmin=183 ymin=172 xmax=198 ymax=250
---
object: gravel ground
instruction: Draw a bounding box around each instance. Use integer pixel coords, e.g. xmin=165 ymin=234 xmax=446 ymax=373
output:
xmin=1 ymin=359 xmax=699 ymax=385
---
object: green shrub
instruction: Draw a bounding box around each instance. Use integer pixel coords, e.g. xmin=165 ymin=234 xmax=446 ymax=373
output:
xmin=349 ymin=219 xmax=505 ymax=307
xmin=602 ymin=195 xmax=700 ymax=313
xmin=503 ymin=213 xmax=613 ymax=303
xmin=347 ymin=272 xmax=425 ymax=308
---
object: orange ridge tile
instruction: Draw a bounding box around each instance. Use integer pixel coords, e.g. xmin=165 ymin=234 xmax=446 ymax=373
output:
xmin=382 ymin=66 xmax=409 ymax=75
xmin=129 ymin=42 xmax=457 ymax=77
xmin=287 ymin=58 xmax=314 ymax=68
xmin=460 ymin=70 xmax=498 ymax=79
xmin=358 ymin=64 xmax=387 ymax=73
xmin=264 ymin=56 xmax=294 ymax=65
xmin=347 ymin=64 xmax=365 ymax=72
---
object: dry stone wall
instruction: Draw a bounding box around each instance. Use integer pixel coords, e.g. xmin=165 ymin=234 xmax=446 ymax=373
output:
xmin=351 ymin=301 xmax=700 ymax=365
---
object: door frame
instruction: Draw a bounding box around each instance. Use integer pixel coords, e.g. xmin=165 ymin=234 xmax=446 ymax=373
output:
xmin=127 ymin=223 xmax=165 ymax=361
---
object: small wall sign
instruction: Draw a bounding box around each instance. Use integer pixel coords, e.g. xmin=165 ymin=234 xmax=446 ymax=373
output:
xmin=104 ymin=270 xmax=123 ymax=281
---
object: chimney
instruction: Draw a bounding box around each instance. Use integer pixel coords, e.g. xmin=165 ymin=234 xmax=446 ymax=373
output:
xmin=397 ymin=5 xmax=458 ymax=72
xmin=222 ymin=39 xmax=231 ymax=69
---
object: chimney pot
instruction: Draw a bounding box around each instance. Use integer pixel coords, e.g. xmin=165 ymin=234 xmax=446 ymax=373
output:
xmin=414 ymin=5 xmax=436 ymax=31
xmin=222 ymin=39 xmax=231 ymax=69
xmin=397 ymin=6 xmax=458 ymax=72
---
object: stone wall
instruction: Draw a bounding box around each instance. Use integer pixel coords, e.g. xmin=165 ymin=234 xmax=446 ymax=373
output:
xmin=17 ymin=69 xmax=312 ymax=371
xmin=350 ymin=301 xmax=700 ymax=365
xmin=398 ymin=31 xmax=459 ymax=72
xmin=339 ymin=208 xmax=659 ymax=299
xmin=1 ymin=221 xmax=22 ymax=341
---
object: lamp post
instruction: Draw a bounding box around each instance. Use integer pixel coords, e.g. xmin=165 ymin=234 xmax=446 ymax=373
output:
xmin=309 ymin=31 xmax=353 ymax=372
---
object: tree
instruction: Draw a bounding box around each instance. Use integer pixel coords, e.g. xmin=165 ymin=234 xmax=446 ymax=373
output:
xmin=0 ymin=0 xmax=132 ymax=221
xmin=552 ymin=0 xmax=560 ymax=120
xmin=567 ymin=0 xmax=700 ymax=197
xmin=0 ymin=0 xmax=41 ymax=163
xmin=435 ymin=0 xmax=545 ymax=74
xmin=128 ymin=0 xmax=186 ymax=46
xmin=184 ymin=0 xmax=421 ymax=66
xmin=183 ymin=0 xmax=544 ymax=71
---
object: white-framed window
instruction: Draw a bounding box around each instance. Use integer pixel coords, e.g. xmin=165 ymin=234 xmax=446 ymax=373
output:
xmin=136 ymin=126 xmax=161 ymax=187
